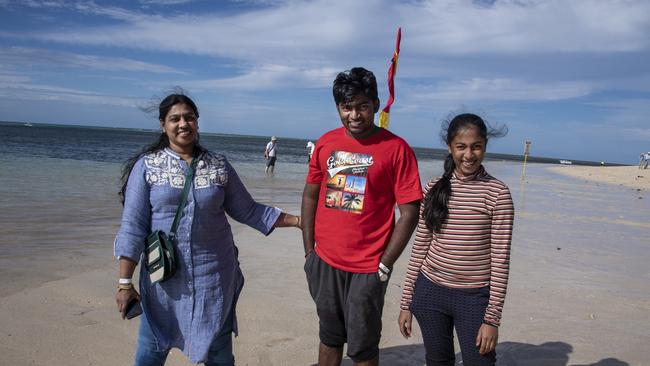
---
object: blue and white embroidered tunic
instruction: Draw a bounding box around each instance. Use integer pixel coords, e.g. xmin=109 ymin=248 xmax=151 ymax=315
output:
xmin=114 ymin=148 xmax=280 ymax=363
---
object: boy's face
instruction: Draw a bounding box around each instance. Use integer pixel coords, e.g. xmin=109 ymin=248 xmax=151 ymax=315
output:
xmin=336 ymin=94 xmax=379 ymax=139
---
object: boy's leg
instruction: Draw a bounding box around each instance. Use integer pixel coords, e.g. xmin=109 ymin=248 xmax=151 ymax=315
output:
xmin=345 ymin=271 xmax=389 ymax=365
xmin=319 ymin=343 xmax=344 ymax=366
xmin=304 ymin=252 xmax=347 ymax=366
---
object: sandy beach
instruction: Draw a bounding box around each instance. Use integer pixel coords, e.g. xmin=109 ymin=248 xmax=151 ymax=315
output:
xmin=549 ymin=165 xmax=650 ymax=191
xmin=1 ymin=162 xmax=649 ymax=365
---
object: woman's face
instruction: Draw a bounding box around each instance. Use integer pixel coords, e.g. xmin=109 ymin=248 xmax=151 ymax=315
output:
xmin=160 ymin=103 xmax=198 ymax=154
xmin=448 ymin=125 xmax=486 ymax=177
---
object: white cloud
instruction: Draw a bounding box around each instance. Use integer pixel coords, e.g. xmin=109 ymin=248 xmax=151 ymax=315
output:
xmin=3 ymin=0 xmax=68 ymax=9
xmin=227 ymin=0 xmax=288 ymax=5
xmin=2 ymin=0 xmax=643 ymax=99
xmin=139 ymin=0 xmax=195 ymax=5
xmin=0 ymin=78 xmax=143 ymax=107
xmin=0 ymin=73 xmax=31 ymax=83
xmin=587 ymin=98 xmax=650 ymax=135
xmin=406 ymin=77 xmax=593 ymax=103
xmin=184 ymin=64 xmax=338 ymax=91
xmin=0 ymin=47 xmax=184 ymax=74
xmin=402 ymin=0 xmax=650 ymax=54
xmin=15 ymin=0 xmax=648 ymax=61
xmin=21 ymin=0 xmax=364 ymax=66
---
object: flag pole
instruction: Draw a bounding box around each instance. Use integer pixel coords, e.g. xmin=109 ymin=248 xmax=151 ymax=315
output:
xmin=378 ymin=27 xmax=401 ymax=129
xmin=521 ymin=140 xmax=531 ymax=180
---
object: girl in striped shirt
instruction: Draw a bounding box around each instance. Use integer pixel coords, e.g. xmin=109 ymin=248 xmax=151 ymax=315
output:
xmin=398 ymin=113 xmax=514 ymax=366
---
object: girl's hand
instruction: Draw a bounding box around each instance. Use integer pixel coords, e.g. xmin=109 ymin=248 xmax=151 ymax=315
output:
xmin=398 ymin=310 xmax=413 ymax=338
xmin=476 ymin=323 xmax=498 ymax=354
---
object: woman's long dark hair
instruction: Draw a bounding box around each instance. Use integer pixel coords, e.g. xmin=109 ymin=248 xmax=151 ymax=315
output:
xmin=119 ymin=93 xmax=206 ymax=205
xmin=422 ymin=113 xmax=507 ymax=232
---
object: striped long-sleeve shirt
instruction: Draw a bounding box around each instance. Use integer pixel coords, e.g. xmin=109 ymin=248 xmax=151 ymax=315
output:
xmin=400 ymin=166 xmax=514 ymax=326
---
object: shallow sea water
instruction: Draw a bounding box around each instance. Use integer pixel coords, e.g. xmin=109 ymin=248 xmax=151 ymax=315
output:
xmin=2 ymin=123 xmax=648 ymax=305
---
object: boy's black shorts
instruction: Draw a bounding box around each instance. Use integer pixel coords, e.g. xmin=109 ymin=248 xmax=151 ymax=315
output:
xmin=304 ymin=251 xmax=389 ymax=362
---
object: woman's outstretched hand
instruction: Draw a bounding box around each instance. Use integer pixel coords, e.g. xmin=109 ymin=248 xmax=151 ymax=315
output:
xmin=273 ymin=213 xmax=302 ymax=229
xmin=398 ymin=309 xmax=413 ymax=338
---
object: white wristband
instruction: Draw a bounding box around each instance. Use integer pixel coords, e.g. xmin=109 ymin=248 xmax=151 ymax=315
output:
xmin=378 ymin=269 xmax=389 ymax=282
xmin=119 ymin=278 xmax=133 ymax=285
xmin=378 ymin=262 xmax=390 ymax=274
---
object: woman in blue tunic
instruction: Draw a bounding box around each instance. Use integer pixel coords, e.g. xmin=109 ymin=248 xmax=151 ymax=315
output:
xmin=114 ymin=93 xmax=301 ymax=366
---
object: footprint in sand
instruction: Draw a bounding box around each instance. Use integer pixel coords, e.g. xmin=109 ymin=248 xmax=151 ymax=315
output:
xmin=265 ymin=337 xmax=295 ymax=348
xmin=70 ymin=306 xmax=98 ymax=327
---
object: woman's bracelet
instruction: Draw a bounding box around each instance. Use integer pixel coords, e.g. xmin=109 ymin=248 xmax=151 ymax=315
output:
xmin=118 ymin=283 xmax=134 ymax=291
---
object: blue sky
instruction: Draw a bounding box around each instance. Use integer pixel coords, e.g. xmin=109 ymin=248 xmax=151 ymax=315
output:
xmin=1 ymin=0 xmax=648 ymax=164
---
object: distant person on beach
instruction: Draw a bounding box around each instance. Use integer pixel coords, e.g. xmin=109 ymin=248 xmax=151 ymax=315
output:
xmin=301 ymin=67 xmax=422 ymax=366
xmin=264 ymin=136 xmax=278 ymax=174
xmin=306 ymin=140 xmax=315 ymax=163
xmin=114 ymin=93 xmax=301 ymax=366
xmin=398 ymin=113 xmax=514 ymax=366
xmin=639 ymin=152 xmax=650 ymax=169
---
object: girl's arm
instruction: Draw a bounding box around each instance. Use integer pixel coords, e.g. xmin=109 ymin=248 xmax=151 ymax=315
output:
xmin=397 ymin=188 xmax=432 ymax=339
xmin=399 ymin=181 xmax=435 ymax=311
xmin=476 ymin=184 xmax=514 ymax=354
xmin=484 ymin=185 xmax=515 ymax=326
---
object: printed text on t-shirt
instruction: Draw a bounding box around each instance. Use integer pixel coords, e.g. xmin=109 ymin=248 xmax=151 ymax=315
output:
xmin=324 ymin=151 xmax=372 ymax=214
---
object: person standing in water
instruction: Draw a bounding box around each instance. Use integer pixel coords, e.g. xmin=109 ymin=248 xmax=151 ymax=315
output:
xmin=306 ymin=140 xmax=315 ymax=163
xmin=264 ymin=136 xmax=278 ymax=174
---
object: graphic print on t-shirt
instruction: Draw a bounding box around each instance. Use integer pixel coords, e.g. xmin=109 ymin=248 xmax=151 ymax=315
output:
xmin=325 ymin=151 xmax=373 ymax=214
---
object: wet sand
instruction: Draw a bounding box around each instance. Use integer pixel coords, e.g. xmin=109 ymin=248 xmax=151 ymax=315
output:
xmin=1 ymin=162 xmax=649 ymax=365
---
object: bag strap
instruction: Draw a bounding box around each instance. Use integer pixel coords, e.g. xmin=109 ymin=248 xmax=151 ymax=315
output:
xmin=169 ymin=153 xmax=200 ymax=237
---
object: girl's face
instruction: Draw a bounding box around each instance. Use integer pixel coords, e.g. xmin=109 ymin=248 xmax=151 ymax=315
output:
xmin=160 ymin=103 xmax=198 ymax=154
xmin=447 ymin=125 xmax=486 ymax=177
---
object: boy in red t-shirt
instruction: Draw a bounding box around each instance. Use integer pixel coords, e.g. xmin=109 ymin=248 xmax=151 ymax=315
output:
xmin=301 ymin=67 xmax=422 ymax=365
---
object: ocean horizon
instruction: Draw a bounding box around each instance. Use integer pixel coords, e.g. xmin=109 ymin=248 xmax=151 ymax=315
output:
xmin=0 ymin=120 xmax=614 ymax=166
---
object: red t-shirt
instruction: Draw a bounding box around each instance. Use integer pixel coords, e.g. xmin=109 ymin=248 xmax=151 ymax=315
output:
xmin=306 ymin=127 xmax=422 ymax=273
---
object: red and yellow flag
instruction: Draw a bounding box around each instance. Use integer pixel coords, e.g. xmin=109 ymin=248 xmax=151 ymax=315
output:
xmin=378 ymin=27 xmax=401 ymax=129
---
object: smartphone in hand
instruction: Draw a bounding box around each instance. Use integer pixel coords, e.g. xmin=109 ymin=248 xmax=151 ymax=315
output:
xmin=124 ymin=297 xmax=142 ymax=319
